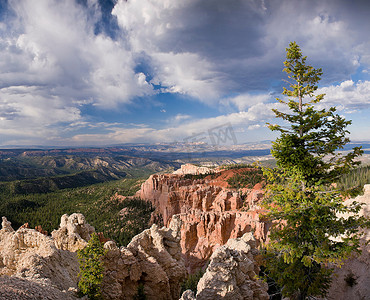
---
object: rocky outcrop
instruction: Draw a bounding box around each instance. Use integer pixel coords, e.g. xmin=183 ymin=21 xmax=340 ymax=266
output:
xmin=180 ymin=232 xmax=269 ymax=300
xmin=326 ymin=184 xmax=370 ymax=300
xmin=137 ymin=169 xmax=269 ymax=272
xmin=102 ymin=215 xmax=187 ymax=300
xmin=0 ymin=217 xmax=79 ymax=295
xmin=180 ymin=290 xmax=196 ymax=300
xmin=0 ymin=213 xmax=186 ymax=300
xmin=173 ymin=164 xmax=215 ymax=176
xmin=1 ymin=216 xmax=14 ymax=232
xmin=51 ymin=213 xmax=95 ymax=252
xmin=0 ymin=276 xmax=77 ymax=300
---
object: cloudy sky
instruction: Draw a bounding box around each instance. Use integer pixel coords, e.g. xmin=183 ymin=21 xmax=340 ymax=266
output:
xmin=0 ymin=0 xmax=369 ymax=147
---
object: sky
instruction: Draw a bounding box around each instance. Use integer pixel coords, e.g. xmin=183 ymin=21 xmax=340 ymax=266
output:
xmin=0 ymin=0 xmax=369 ymax=147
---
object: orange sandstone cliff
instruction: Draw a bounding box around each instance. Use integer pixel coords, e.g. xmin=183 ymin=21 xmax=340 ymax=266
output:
xmin=136 ymin=165 xmax=270 ymax=271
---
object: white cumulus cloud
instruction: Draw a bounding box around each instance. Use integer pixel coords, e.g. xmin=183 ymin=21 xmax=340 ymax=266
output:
xmin=318 ymin=80 xmax=370 ymax=112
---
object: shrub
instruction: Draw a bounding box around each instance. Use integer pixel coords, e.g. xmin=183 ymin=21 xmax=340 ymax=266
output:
xmin=134 ymin=283 xmax=147 ymax=300
xmin=77 ymin=233 xmax=107 ymax=299
xmin=344 ymin=272 xmax=357 ymax=287
xmin=180 ymin=268 xmax=205 ymax=296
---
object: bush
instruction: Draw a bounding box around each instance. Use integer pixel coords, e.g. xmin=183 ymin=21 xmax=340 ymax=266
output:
xmin=134 ymin=284 xmax=147 ymax=300
xmin=344 ymin=272 xmax=357 ymax=287
xmin=180 ymin=268 xmax=205 ymax=296
xmin=77 ymin=233 xmax=107 ymax=299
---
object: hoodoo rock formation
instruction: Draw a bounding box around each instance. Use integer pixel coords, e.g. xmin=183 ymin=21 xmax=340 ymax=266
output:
xmin=0 ymin=213 xmax=187 ymax=300
xmin=52 ymin=213 xmax=95 ymax=252
xmin=137 ymin=165 xmax=270 ymax=271
xmin=102 ymin=215 xmax=186 ymax=300
xmin=0 ymin=216 xmax=80 ymax=299
xmin=180 ymin=232 xmax=269 ymax=300
xmin=179 ymin=208 xmax=267 ymax=272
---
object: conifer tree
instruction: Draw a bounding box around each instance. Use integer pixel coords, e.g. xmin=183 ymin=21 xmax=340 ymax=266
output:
xmin=77 ymin=233 xmax=107 ymax=300
xmin=262 ymin=42 xmax=367 ymax=300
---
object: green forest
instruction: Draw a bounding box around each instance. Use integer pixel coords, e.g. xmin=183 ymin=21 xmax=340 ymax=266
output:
xmin=0 ymin=153 xmax=177 ymax=246
xmin=337 ymin=164 xmax=370 ymax=196
xmin=0 ymin=177 xmax=155 ymax=246
xmin=227 ymin=167 xmax=264 ymax=189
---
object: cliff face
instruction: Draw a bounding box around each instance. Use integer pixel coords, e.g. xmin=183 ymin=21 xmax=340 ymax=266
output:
xmin=179 ymin=209 xmax=268 ymax=271
xmin=0 ymin=210 xmax=268 ymax=300
xmin=137 ymin=167 xmax=270 ymax=271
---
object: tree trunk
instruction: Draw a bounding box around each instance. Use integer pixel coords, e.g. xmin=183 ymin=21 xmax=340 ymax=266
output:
xmin=297 ymin=291 xmax=307 ymax=300
xmin=298 ymin=84 xmax=303 ymax=137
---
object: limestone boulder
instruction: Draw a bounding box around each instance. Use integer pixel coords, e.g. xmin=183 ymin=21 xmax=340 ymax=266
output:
xmin=1 ymin=216 xmax=14 ymax=232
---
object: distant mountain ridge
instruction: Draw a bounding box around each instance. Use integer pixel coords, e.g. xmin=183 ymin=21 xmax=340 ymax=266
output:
xmin=1 ymin=140 xmax=369 ymax=158
xmin=0 ymin=154 xmax=179 ymax=194
xmin=0 ymin=143 xmax=273 ymax=160
xmin=0 ymin=141 xmax=369 ymax=193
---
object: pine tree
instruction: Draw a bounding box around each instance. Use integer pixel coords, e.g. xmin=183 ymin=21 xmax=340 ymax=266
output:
xmin=262 ymin=42 xmax=368 ymax=300
xmin=77 ymin=233 xmax=107 ymax=299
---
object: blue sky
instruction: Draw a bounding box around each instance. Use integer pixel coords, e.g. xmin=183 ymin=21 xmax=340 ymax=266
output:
xmin=0 ymin=0 xmax=369 ymax=147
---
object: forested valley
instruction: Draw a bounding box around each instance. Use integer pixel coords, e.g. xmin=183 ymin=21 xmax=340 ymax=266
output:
xmin=0 ymin=152 xmax=176 ymax=246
